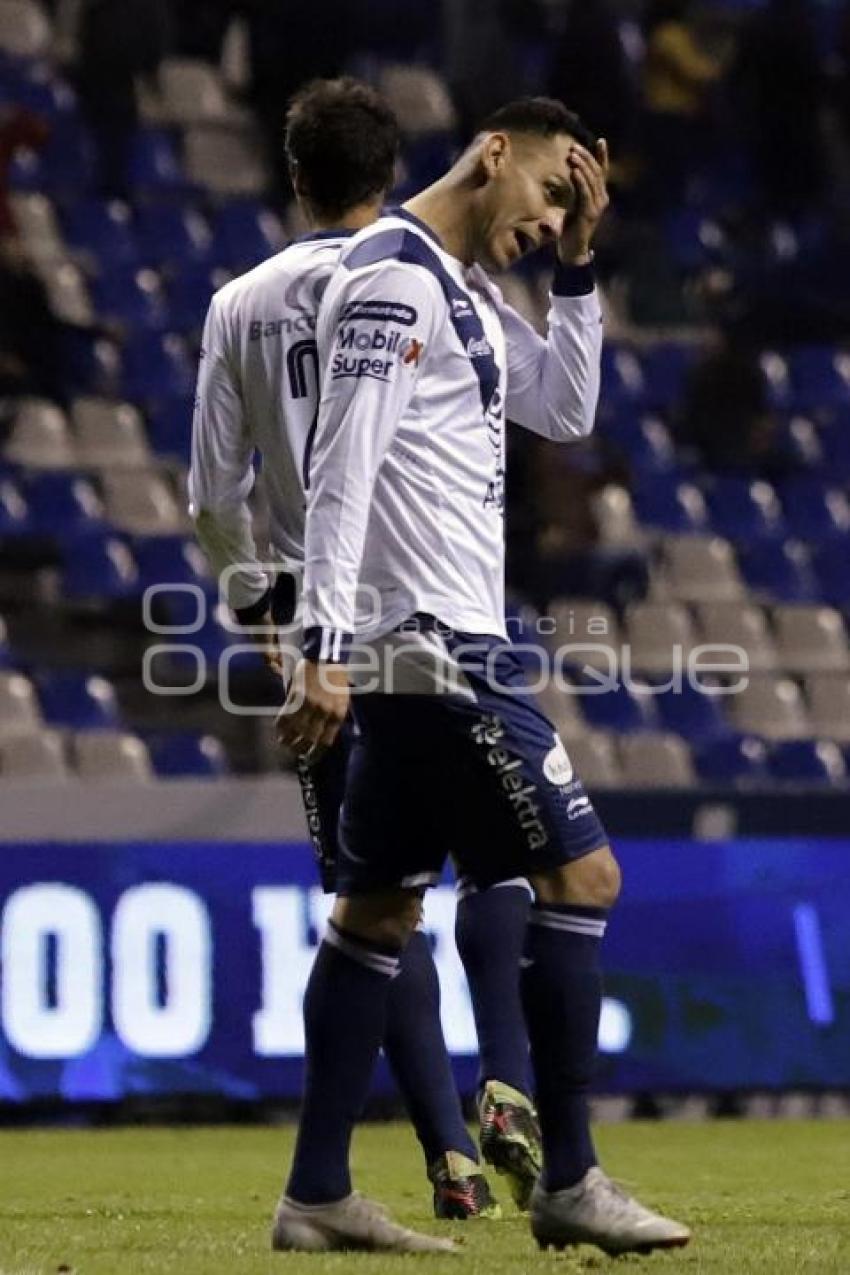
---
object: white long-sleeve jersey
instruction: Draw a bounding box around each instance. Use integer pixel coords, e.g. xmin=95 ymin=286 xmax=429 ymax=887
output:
xmin=302 ymin=210 xmax=603 ymax=657
xmin=187 ymin=231 xmax=354 ymax=614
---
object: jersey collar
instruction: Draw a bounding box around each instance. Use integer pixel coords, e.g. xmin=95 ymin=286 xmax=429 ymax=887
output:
xmin=389 ymin=206 xmax=445 ymax=250
xmin=290 ymin=228 xmax=357 ymax=244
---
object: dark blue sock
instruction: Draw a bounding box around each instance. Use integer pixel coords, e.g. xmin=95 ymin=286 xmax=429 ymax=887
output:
xmin=520 ymin=904 xmax=607 ymax=1192
xmin=383 ymin=929 xmax=479 ymax=1166
xmin=287 ymin=922 xmax=400 ymax=1204
xmin=454 ymin=882 xmax=533 ymax=1098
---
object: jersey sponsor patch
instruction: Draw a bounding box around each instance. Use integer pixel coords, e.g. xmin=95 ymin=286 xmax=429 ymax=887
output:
xmin=543 ymin=735 xmax=573 ymax=787
xmin=331 ymin=323 xmax=425 ymax=382
xmin=340 ymin=299 xmax=418 ymax=326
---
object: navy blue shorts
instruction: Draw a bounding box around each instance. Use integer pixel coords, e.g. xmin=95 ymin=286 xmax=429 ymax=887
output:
xmin=335 ymin=626 xmax=609 ymax=895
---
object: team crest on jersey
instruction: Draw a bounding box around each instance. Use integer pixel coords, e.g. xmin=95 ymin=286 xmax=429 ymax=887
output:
xmin=543 ymin=735 xmax=573 ymax=787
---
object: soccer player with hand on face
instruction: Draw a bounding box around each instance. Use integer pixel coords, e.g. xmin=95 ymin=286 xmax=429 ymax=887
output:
xmin=189 ymin=79 xmax=503 ymax=1251
xmin=277 ymin=98 xmax=691 ymax=1256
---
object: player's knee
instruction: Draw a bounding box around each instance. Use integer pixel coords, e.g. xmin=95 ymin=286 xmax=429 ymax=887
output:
xmin=332 ymin=889 xmax=421 ymax=948
xmin=532 ymin=844 xmax=621 ymax=909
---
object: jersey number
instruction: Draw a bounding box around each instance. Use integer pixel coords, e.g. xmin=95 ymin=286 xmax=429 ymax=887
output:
xmin=287 ymin=339 xmax=320 ymax=490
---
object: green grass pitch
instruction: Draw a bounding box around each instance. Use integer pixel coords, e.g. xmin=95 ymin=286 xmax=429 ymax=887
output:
xmin=0 ymin=1120 xmax=848 ymax=1274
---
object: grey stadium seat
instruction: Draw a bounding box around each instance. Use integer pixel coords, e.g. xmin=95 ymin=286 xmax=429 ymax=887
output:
xmin=564 ymin=730 xmax=622 ymax=789
xmin=618 ymin=732 xmax=696 ymax=789
xmin=728 ymin=675 xmax=811 ymax=740
xmin=773 ymin=605 xmax=850 ymax=675
xmin=804 ymin=674 xmax=850 ymax=742
xmin=592 ymin=484 xmax=641 ymax=546
xmin=101 ymin=470 xmax=187 ymax=534
xmin=1 ymin=729 xmax=69 ymax=780
xmin=73 ymin=730 xmax=154 ymax=780
xmin=535 ymin=680 xmax=587 ymax=740
xmin=624 ymin=601 xmax=697 ymax=675
xmin=6 ymin=399 xmax=76 ymax=469
xmin=0 ymin=672 xmax=44 ymax=738
xmin=656 ymin=535 xmax=745 ymax=603
xmin=0 ymin=0 xmax=51 ymax=57
xmin=73 ymin=398 xmax=152 ymax=469
xmin=42 ymin=261 xmax=94 ymax=326
xmin=10 ymin=192 xmax=65 ymax=258
xmin=184 ymin=125 xmax=268 ymax=196
xmin=547 ymin=598 xmax=622 ymax=675
xmin=377 ymin=65 xmax=456 ymax=136
xmin=695 ymin=601 xmax=778 ymax=674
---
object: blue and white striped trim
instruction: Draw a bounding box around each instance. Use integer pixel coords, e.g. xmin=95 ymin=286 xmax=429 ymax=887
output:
xmin=325 ymin=921 xmax=400 ymax=978
xmin=400 ymin=871 xmax=441 ymax=890
xmin=303 ymin=625 xmax=352 ymax=664
xmin=530 ymin=908 xmax=607 ymax=939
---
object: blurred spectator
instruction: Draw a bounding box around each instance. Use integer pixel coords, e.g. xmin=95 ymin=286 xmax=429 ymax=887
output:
xmin=444 ymin=0 xmax=548 ymax=134
xmin=0 ymin=236 xmax=62 ymax=401
xmin=245 ymin=0 xmax=354 ymax=201
xmin=674 ymin=331 xmax=779 ymax=474
xmin=0 ymin=105 xmax=49 ymax=237
xmin=642 ymin=0 xmax=724 ymax=208
xmin=735 ymin=0 xmax=825 ymax=216
xmin=76 ymin=0 xmax=171 ymax=198
xmin=170 ymin=0 xmax=236 ymax=63
xmin=547 ymin=0 xmax=639 ymax=164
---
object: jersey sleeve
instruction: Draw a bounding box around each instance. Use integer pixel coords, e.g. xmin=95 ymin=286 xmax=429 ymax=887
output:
xmin=500 ymin=261 xmax=603 ymax=442
xmin=187 ymin=297 xmax=271 ymax=618
xmin=300 ymin=259 xmax=439 ymax=660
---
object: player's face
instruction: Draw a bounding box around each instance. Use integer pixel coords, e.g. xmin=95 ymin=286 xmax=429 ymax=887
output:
xmin=475 ymin=133 xmax=576 ymax=272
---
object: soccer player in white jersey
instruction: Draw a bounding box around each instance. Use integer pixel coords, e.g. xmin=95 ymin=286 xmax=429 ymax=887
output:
xmin=189 ymin=78 xmax=503 ymax=1251
xmin=277 ymin=98 xmax=691 ymax=1255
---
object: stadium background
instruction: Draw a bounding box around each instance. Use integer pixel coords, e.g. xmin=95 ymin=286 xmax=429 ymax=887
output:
xmin=0 ymin=0 xmax=849 ymax=1116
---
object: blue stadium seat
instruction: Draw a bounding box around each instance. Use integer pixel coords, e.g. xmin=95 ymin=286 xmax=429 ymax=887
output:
xmin=25 ymin=471 xmax=105 ymax=536
xmin=777 ymin=476 xmax=850 ymax=541
xmin=654 ymin=680 xmax=731 ymax=744
xmin=121 ymin=332 xmax=194 ymax=401
xmin=632 ymin=476 xmax=707 ymax=533
xmin=145 ymin=395 xmax=194 ymax=461
xmin=0 ymin=477 xmax=32 ymax=539
xmin=148 ymin=731 xmax=229 ymax=778
xmin=694 ymin=734 xmax=769 ymax=785
xmin=788 ymin=345 xmax=850 ymax=413
xmin=817 ymin=416 xmax=850 ymax=484
xmin=599 ymin=344 xmax=646 ymax=410
xmin=601 ymin=414 xmax=677 ymax=476
xmin=59 ymin=329 xmax=122 ymax=396
xmin=62 ymin=199 xmax=140 ymax=270
xmin=737 ymin=539 xmax=817 ymax=602
xmin=127 ymin=128 xmax=187 ymax=194
xmin=166 ymin=264 xmax=222 ymax=332
xmin=811 ymin=536 xmax=850 ymax=607
xmin=210 ymin=200 xmax=283 ymax=271
xmin=662 ymin=210 xmax=728 ymax=273
xmin=11 ymin=67 xmax=78 ymax=120
xmin=704 ymin=477 xmax=785 ymax=542
xmin=13 ymin=118 xmax=97 ymax=196
xmin=640 ymin=342 xmax=699 ymax=410
xmin=573 ymin=676 xmax=657 ymax=734
xmin=133 ymin=534 xmax=210 ymax=590
xmin=768 ymin=739 xmax=847 ymax=785
xmin=136 ymin=204 xmax=212 ymax=268
xmin=36 ymin=670 xmax=121 ymax=729
xmin=61 ymin=532 xmax=140 ymax=601
xmin=90 ymin=269 xmax=168 ymax=332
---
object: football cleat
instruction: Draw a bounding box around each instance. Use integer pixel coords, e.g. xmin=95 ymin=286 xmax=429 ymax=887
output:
xmin=478 ymin=1079 xmax=542 ymax=1212
xmin=531 ymin=1166 xmax=692 ymax=1256
xmin=272 ymin=1191 xmax=458 ymax=1253
xmin=428 ymin=1151 xmax=502 ymax=1220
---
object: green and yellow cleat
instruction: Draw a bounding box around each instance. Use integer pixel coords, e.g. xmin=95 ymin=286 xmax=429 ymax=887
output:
xmin=478 ymin=1079 xmax=542 ymax=1212
xmin=428 ymin=1151 xmax=502 ymax=1220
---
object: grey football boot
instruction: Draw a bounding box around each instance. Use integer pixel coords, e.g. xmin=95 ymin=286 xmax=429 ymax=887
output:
xmin=531 ymin=1166 xmax=691 ymax=1256
xmin=272 ymin=1191 xmax=458 ymax=1253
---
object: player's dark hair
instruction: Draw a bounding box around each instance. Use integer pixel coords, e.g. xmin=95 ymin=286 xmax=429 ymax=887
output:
xmin=478 ymin=97 xmax=597 ymax=152
xmin=285 ymin=77 xmax=400 ymax=218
